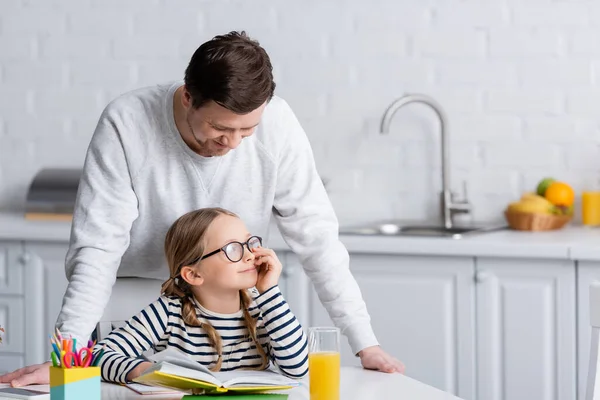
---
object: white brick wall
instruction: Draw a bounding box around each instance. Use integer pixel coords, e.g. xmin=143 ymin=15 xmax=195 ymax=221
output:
xmin=1 ymin=0 xmax=600 ymax=224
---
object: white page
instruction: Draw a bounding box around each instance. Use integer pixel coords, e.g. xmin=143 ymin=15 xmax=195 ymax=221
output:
xmin=147 ymin=348 xmax=214 ymax=375
xmin=125 ymin=382 xmax=181 ymax=394
xmin=213 ymin=370 xmax=298 ymax=388
xmin=142 ymin=362 xmax=223 ymax=387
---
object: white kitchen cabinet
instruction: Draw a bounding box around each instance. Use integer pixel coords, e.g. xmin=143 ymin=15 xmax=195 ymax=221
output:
xmin=0 ymin=241 xmax=26 ymax=372
xmin=475 ymin=258 xmax=576 ymax=400
xmin=22 ymin=242 xmax=69 ymax=364
xmin=0 ymin=296 xmax=24 ymax=355
xmin=275 ymin=251 xmax=310 ymax=328
xmin=576 ymin=261 xmax=600 ymax=400
xmin=0 ymin=242 xmax=24 ymax=296
xmin=0 ymin=354 xmax=24 ymax=375
xmin=309 ymin=254 xmax=476 ymax=400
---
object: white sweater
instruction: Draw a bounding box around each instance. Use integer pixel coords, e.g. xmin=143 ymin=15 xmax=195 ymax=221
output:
xmin=95 ymin=286 xmax=308 ymax=383
xmin=57 ymin=82 xmax=377 ymax=354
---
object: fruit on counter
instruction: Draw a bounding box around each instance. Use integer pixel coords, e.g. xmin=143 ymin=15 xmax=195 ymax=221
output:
xmin=530 ymin=177 xmax=575 ymax=216
xmin=536 ymin=177 xmax=556 ymax=196
xmin=507 ymin=201 xmax=551 ymax=214
xmin=552 ymin=204 xmax=574 ymax=216
xmin=507 ymin=193 xmax=555 ymax=215
xmin=544 ymin=181 xmax=575 ymax=207
xmin=506 ymin=179 xmax=575 ymax=230
xmin=520 ymin=192 xmax=550 ymax=204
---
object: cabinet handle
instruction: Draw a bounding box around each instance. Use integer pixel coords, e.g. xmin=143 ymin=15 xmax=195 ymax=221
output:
xmin=19 ymin=252 xmax=31 ymax=264
xmin=475 ymin=271 xmax=492 ymax=283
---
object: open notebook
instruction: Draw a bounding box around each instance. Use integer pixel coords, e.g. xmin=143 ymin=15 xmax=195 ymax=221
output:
xmin=133 ymin=348 xmax=299 ymax=394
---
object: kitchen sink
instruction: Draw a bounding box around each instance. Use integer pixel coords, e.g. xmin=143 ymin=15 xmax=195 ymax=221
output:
xmin=339 ymin=221 xmax=506 ymax=239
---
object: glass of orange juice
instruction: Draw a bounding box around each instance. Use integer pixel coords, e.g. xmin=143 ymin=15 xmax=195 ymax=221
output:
xmin=308 ymin=327 xmax=340 ymax=400
xmin=583 ymin=191 xmax=600 ymax=226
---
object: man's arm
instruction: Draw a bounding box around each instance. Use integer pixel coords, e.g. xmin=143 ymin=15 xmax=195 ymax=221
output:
xmin=56 ymin=110 xmax=140 ymax=345
xmin=0 ymin=109 xmax=142 ymax=387
xmin=270 ymin=100 xmax=377 ymax=355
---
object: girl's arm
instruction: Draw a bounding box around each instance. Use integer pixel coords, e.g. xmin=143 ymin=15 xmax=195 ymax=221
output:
xmin=93 ymin=296 xmax=171 ymax=383
xmin=255 ymin=285 xmax=309 ymax=378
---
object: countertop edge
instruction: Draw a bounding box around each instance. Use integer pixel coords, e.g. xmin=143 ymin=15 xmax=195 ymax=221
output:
xmin=1 ymin=213 xmax=596 ymax=260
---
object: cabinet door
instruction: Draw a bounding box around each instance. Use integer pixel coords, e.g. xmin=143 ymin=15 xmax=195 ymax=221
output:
xmin=276 ymin=252 xmax=309 ymax=328
xmin=309 ymin=254 xmax=475 ymax=400
xmin=0 ymin=242 xmax=26 ymax=368
xmin=0 ymin=243 xmax=24 ymax=295
xmin=0 ymin=354 xmax=24 ymax=375
xmin=476 ymin=258 xmax=575 ymax=400
xmin=576 ymin=261 xmax=600 ymax=400
xmin=23 ymin=242 xmax=69 ymax=364
xmin=274 ymin=251 xmax=288 ymax=294
xmin=0 ymin=297 xmax=25 ymax=354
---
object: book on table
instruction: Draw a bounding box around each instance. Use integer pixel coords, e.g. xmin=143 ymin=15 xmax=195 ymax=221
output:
xmin=132 ymin=348 xmax=299 ymax=395
xmin=124 ymin=382 xmax=182 ymax=395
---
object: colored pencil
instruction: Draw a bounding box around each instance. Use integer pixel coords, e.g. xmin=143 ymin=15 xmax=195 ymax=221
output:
xmin=50 ymin=352 xmax=59 ymax=367
xmin=91 ymin=346 xmax=106 ymax=367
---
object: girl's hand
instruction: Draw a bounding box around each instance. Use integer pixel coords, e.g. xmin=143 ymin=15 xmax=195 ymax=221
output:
xmin=126 ymin=361 xmax=153 ymax=382
xmin=253 ymin=247 xmax=282 ymax=294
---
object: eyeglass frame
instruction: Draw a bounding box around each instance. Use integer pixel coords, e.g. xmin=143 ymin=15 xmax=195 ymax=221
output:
xmin=185 ymin=235 xmax=263 ymax=266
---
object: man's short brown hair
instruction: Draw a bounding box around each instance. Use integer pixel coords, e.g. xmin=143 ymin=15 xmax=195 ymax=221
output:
xmin=184 ymin=31 xmax=275 ymax=114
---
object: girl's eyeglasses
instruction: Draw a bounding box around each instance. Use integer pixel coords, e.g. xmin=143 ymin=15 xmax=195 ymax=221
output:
xmin=188 ymin=236 xmax=263 ymax=264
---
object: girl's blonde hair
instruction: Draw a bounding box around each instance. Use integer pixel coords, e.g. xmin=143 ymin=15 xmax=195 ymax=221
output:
xmin=161 ymin=207 xmax=269 ymax=371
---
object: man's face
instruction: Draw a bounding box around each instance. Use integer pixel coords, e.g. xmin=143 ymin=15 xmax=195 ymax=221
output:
xmin=184 ymin=94 xmax=266 ymax=157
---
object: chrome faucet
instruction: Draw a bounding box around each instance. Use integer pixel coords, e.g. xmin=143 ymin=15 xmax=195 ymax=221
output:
xmin=380 ymin=94 xmax=471 ymax=229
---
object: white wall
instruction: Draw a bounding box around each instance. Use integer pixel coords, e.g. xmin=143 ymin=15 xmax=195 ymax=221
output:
xmin=1 ymin=0 xmax=599 ymax=224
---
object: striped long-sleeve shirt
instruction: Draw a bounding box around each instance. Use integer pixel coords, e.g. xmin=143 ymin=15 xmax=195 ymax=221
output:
xmin=94 ymin=285 xmax=308 ymax=383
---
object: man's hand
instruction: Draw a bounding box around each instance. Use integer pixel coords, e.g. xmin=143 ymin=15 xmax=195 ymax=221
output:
xmin=359 ymin=346 xmax=405 ymax=374
xmin=0 ymin=362 xmax=51 ymax=387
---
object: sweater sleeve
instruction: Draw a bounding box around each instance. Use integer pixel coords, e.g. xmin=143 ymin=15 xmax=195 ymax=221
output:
xmin=55 ymin=106 xmax=140 ymax=345
xmin=271 ymin=99 xmax=378 ymax=354
xmin=94 ymin=297 xmax=170 ymax=383
xmin=255 ymin=286 xmax=308 ymax=378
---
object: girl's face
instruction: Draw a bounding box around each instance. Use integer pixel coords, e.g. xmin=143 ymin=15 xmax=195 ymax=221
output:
xmin=195 ymin=214 xmax=259 ymax=291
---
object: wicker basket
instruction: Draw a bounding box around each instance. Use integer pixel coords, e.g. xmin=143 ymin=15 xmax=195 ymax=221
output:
xmin=504 ymin=210 xmax=572 ymax=231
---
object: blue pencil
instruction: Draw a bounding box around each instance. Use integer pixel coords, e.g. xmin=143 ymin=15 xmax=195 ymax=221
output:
xmin=48 ymin=335 xmax=61 ymax=359
xmin=51 ymin=343 xmax=61 ymax=360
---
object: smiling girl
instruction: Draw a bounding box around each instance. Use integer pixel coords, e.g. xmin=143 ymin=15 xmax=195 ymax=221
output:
xmin=93 ymin=207 xmax=308 ymax=383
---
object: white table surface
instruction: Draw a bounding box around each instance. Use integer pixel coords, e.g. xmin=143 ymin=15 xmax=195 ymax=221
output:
xmin=0 ymin=367 xmax=463 ymax=400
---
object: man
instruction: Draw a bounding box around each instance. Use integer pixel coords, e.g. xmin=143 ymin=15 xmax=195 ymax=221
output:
xmin=0 ymin=31 xmax=404 ymax=387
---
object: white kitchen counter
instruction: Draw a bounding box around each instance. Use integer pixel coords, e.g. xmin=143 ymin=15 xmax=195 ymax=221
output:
xmin=0 ymin=212 xmax=598 ymax=260
xmin=0 ymin=213 xmax=73 ymax=243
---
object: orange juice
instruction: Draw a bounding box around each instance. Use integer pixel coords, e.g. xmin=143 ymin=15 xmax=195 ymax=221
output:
xmin=309 ymin=351 xmax=340 ymax=400
xmin=583 ymin=191 xmax=600 ymax=226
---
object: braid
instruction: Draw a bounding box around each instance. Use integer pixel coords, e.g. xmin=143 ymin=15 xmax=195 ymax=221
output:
xmin=161 ymin=276 xmax=224 ymax=371
xmin=240 ymin=290 xmax=270 ymax=370
xmin=161 ymin=277 xmax=185 ymax=298
xmin=182 ymin=296 xmax=224 ymax=372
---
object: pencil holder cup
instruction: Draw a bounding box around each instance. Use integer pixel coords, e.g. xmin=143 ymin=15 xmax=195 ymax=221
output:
xmin=49 ymin=366 xmax=101 ymax=400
